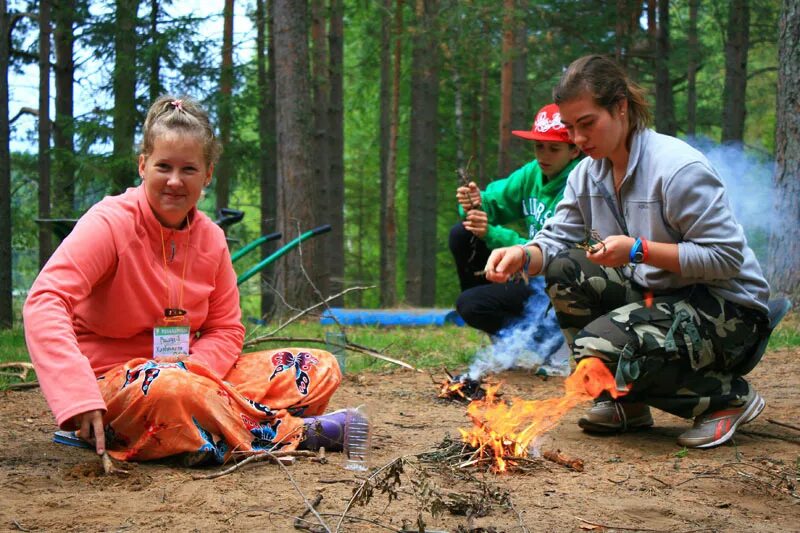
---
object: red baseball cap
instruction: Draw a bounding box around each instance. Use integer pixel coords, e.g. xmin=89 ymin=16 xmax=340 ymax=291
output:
xmin=511 ymin=103 xmax=571 ymax=143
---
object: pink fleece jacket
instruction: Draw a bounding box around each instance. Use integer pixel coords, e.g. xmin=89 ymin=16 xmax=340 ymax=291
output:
xmin=23 ymin=185 xmax=245 ymax=428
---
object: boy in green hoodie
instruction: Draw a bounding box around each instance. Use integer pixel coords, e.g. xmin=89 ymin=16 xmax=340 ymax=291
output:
xmin=450 ymin=103 xmax=580 ymax=374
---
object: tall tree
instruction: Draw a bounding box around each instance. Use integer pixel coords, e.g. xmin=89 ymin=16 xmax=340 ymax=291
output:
xmin=258 ymin=0 xmax=278 ymax=319
xmin=274 ymin=0 xmax=316 ymax=308
xmin=328 ymin=0 xmax=345 ymax=303
xmin=686 ymin=0 xmax=698 ymax=136
xmin=53 ymin=0 xmax=76 ymax=218
xmin=38 ymin=0 xmax=52 ymax=267
xmin=721 ymin=0 xmax=750 ymax=143
xmin=379 ymin=0 xmax=400 ymax=307
xmin=509 ymin=1 xmax=528 ymax=171
xmin=216 ymin=0 xmax=234 ymax=211
xmin=766 ymin=0 xmax=799 ymax=300
xmin=147 ymin=0 xmax=161 ymax=103
xmin=0 ymin=0 xmax=12 ymax=328
xmin=497 ymin=0 xmax=513 ymax=177
xmin=405 ymin=0 xmax=439 ymax=306
xmin=654 ymin=0 xmax=676 ymax=135
xmin=310 ymin=0 xmax=330 ymax=296
xmin=111 ymin=0 xmax=139 ymax=194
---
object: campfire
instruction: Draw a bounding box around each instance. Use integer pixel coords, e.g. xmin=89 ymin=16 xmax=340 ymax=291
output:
xmin=459 ymin=357 xmax=625 ymax=472
xmin=437 ymin=369 xmax=491 ymax=403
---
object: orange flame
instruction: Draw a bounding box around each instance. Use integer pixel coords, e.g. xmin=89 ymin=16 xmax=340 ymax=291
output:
xmin=459 ymin=358 xmax=626 ymax=472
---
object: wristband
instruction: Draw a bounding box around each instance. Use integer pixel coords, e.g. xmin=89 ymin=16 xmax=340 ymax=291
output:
xmin=640 ymin=237 xmax=649 ymax=263
xmin=629 ymin=237 xmax=644 ymax=264
xmin=516 ymin=244 xmax=531 ymax=274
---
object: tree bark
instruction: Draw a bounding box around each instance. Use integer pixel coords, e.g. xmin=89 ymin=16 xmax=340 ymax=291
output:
xmin=274 ymin=0 xmax=316 ymax=309
xmin=509 ymin=2 xmax=528 ymax=171
xmin=327 ymin=0 xmax=345 ymax=304
xmin=111 ymin=0 xmax=139 ymax=194
xmin=405 ymin=0 xmax=439 ymax=306
xmin=654 ymin=0 xmax=676 ymax=135
xmin=687 ymin=0 xmax=698 ymax=136
xmin=148 ymin=0 xmax=161 ymax=104
xmin=379 ymin=0 xmax=400 ymax=307
xmin=258 ymin=0 xmax=278 ymax=319
xmin=216 ymin=0 xmax=234 ymax=211
xmin=0 ymin=0 xmax=12 ymax=328
xmin=721 ymin=0 xmax=750 ymax=143
xmin=53 ymin=0 xmax=75 ymax=218
xmin=497 ymin=0 xmax=513 ymax=177
xmin=310 ymin=0 xmax=330 ymax=297
xmin=38 ymin=0 xmax=52 ymax=267
xmin=766 ymin=0 xmax=800 ymax=300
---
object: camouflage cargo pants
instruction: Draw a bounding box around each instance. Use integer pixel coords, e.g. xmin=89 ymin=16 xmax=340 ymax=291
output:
xmin=545 ymin=248 xmax=769 ymax=419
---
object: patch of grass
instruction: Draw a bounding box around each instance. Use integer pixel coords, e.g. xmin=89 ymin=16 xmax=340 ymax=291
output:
xmin=243 ymin=320 xmax=487 ymax=374
xmin=767 ymin=310 xmax=800 ymax=349
xmin=0 ymin=325 xmax=34 ymax=388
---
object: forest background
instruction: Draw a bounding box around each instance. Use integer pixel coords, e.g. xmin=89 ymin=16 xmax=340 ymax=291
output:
xmin=1 ymin=0 xmax=798 ymax=329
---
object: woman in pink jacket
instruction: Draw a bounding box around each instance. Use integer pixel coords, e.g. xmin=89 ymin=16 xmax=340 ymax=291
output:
xmin=24 ymin=96 xmax=346 ymax=465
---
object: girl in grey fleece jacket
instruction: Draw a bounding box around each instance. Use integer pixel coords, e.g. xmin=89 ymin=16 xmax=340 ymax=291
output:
xmin=484 ymin=55 xmax=771 ymax=450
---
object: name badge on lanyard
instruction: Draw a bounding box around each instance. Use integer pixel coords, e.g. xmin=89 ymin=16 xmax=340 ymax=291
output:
xmin=153 ymin=308 xmax=190 ymax=358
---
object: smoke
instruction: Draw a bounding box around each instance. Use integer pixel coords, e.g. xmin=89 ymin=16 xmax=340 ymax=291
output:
xmin=466 ymin=278 xmax=565 ymax=380
xmin=687 ymin=137 xmax=776 ymax=256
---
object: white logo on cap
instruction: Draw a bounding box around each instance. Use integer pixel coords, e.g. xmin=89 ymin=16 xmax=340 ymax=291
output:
xmin=534 ymin=111 xmax=565 ymax=133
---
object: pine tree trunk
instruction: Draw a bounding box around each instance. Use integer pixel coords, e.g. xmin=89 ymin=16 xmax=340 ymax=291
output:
xmin=148 ymin=0 xmax=161 ymax=104
xmin=478 ymin=65 xmax=488 ymax=186
xmin=766 ymin=0 xmax=800 ymax=300
xmin=405 ymin=0 xmax=439 ymax=306
xmin=258 ymin=0 xmax=278 ymax=320
xmin=311 ymin=0 xmax=330 ymax=298
xmin=216 ymin=0 xmax=234 ymax=211
xmin=654 ymin=0 xmax=676 ymax=135
xmin=327 ymin=0 xmax=345 ymax=304
xmin=497 ymin=0 xmax=513 ymax=177
xmin=274 ymin=0 xmax=316 ymax=309
xmin=510 ymin=4 xmax=528 ymax=171
xmin=39 ymin=0 xmax=52 ymax=268
xmin=53 ymin=0 xmax=75 ymax=218
xmin=721 ymin=0 xmax=750 ymax=143
xmin=111 ymin=0 xmax=138 ymax=194
xmin=687 ymin=0 xmax=698 ymax=136
xmin=379 ymin=0 xmax=400 ymax=308
xmin=0 ymin=0 xmax=12 ymax=328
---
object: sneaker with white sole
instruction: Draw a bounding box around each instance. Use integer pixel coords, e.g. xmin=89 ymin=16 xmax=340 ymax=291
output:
xmin=578 ymin=401 xmax=654 ymax=433
xmin=677 ymin=391 xmax=765 ymax=449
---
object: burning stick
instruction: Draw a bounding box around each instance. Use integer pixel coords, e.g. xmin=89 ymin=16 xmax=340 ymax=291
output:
xmin=436 ymin=369 xmax=490 ymax=403
xmin=542 ymin=449 xmax=584 ymax=472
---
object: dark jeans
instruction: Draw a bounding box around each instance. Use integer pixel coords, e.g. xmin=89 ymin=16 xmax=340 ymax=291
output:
xmin=449 ymin=223 xmax=533 ymax=335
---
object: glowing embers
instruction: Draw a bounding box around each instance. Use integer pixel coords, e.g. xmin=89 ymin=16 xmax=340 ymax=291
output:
xmin=458 ymin=357 xmax=624 ymax=472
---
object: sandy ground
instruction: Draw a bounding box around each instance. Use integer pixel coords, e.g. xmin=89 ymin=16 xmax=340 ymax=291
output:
xmin=1 ymin=346 xmax=798 ymax=532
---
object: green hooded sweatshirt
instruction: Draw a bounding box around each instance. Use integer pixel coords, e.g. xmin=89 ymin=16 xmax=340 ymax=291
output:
xmin=459 ymin=158 xmax=579 ymax=249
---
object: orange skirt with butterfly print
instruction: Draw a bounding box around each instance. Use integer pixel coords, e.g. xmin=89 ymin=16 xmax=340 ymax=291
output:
xmin=95 ymin=348 xmax=341 ymax=463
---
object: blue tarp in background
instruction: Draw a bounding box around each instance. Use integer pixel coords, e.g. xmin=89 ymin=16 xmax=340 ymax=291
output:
xmin=320 ymin=308 xmax=465 ymax=327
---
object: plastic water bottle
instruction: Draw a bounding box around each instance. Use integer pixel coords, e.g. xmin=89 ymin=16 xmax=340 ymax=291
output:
xmin=325 ymin=331 xmax=347 ymax=374
xmin=343 ymin=405 xmax=370 ymax=471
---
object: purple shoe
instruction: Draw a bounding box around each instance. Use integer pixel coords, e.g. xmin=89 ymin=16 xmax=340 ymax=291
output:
xmin=299 ymin=409 xmax=347 ymax=452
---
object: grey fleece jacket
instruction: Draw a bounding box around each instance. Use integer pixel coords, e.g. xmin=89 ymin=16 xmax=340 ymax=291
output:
xmin=533 ymin=128 xmax=769 ymax=314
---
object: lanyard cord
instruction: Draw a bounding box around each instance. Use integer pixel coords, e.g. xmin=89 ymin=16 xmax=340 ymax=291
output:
xmin=159 ymin=216 xmax=191 ymax=314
